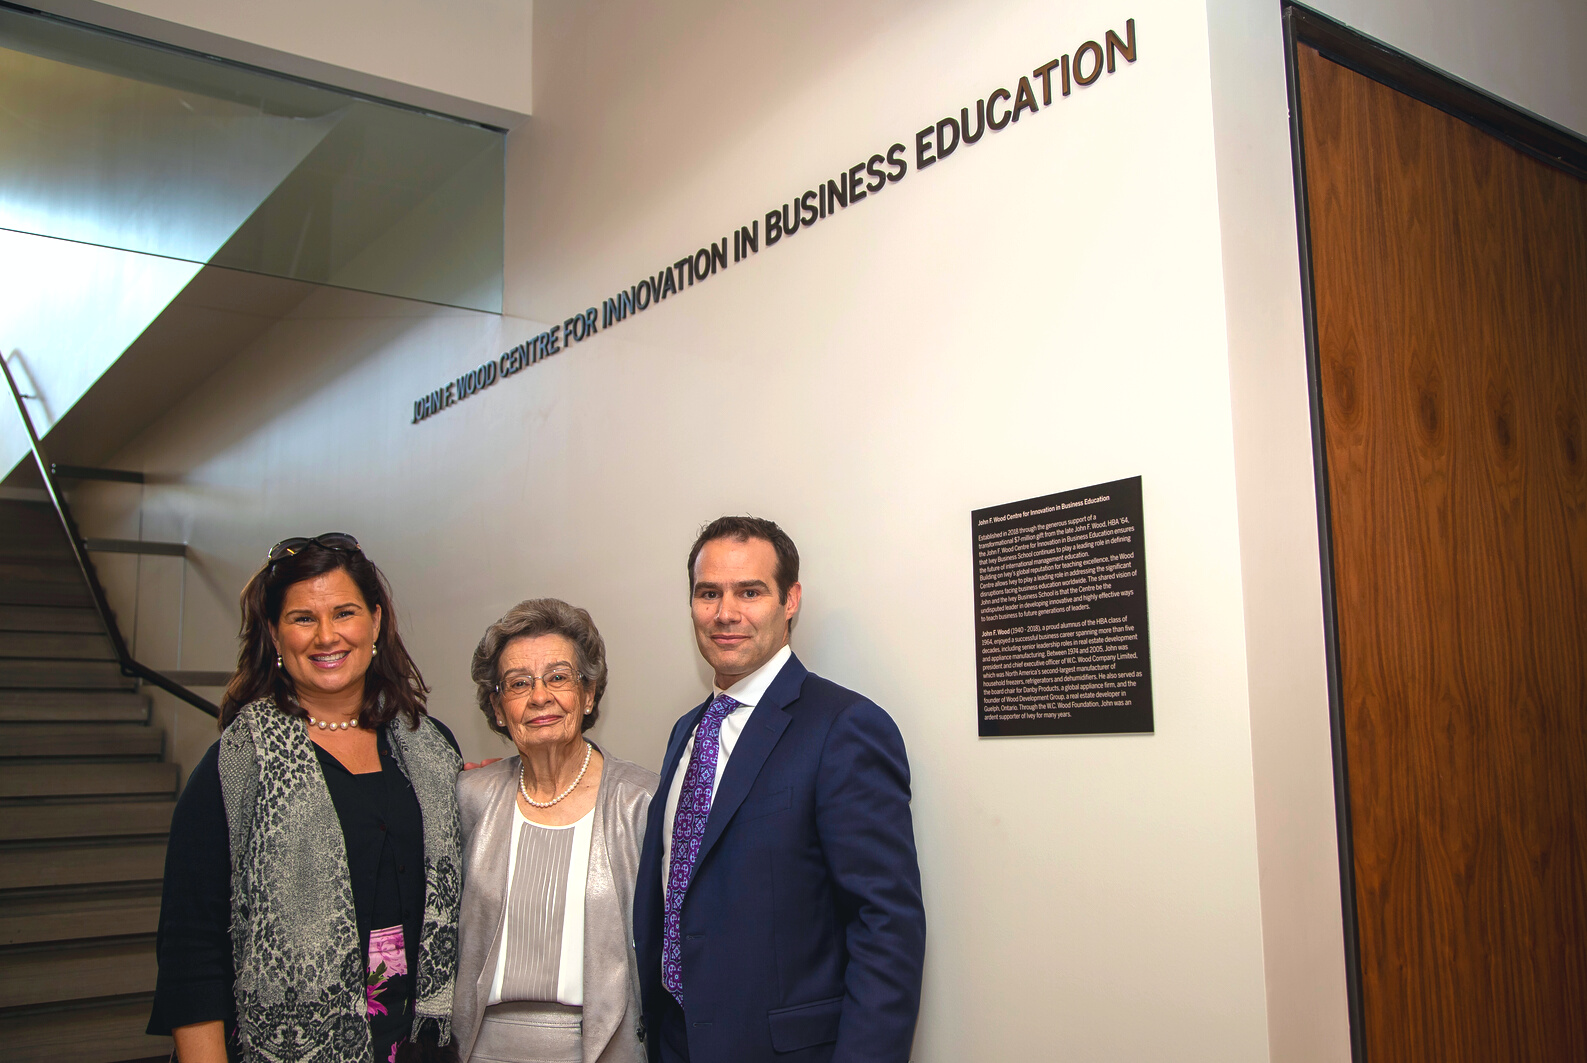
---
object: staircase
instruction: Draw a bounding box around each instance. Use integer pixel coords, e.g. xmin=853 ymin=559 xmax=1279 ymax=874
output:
xmin=0 ymin=498 xmax=176 ymax=1063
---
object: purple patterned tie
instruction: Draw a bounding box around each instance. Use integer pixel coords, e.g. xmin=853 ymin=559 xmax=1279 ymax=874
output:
xmin=663 ymin=692 xmax=740 ymax=1004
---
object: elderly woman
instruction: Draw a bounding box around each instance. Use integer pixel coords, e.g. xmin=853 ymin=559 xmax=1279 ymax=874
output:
xmin=453 ymin=599 xmax=657 ymax=1063
xmin=148 ymin=534 xmax=463 ymax=1063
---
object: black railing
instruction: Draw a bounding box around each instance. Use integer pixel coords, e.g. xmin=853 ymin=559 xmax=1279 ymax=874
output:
xmin=2 ymin=354 xmax=221 ymax=717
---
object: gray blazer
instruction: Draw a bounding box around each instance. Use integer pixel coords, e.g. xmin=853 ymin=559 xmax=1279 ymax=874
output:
xmin=453 ymin=748 xmax=658 ymax=1063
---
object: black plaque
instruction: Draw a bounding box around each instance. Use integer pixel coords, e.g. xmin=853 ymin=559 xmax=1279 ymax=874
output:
xmin=972 ymin=476 xmax=1153 ymax=736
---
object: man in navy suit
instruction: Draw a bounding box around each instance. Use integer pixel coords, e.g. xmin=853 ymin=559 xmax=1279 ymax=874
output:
xmin=634 ymin=516 xmax=926 ymax=1063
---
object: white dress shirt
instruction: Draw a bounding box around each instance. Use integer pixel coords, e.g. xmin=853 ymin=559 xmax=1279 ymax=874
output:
xmin=661 ymin=644 xmax=793 ymax=895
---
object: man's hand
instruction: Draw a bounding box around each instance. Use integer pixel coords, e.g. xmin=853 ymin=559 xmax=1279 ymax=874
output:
xmin=463 ymin=758 xmax=503 ymax=771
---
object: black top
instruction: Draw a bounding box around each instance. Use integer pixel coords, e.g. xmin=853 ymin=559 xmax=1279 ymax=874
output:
xmin=147 ymin=717 xmax=458 ymax=1061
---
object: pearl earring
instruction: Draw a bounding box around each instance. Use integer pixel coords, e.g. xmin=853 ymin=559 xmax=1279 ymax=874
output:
xmin=372 ymin=643 xmax=379 ymax=658
xmin=276 ymin=653 xmax=283 ymax=668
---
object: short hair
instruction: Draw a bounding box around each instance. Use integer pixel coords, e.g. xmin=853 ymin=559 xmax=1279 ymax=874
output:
xmin=222 ymin=538 xmax=429 ymax=731
xmin=470 ymin=598 xmax=608 ymax=738
xmin=687 ymin=516 xmax=800 ymax=603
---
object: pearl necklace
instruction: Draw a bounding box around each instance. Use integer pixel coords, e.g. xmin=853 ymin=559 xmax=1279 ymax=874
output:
xmin=520 ymin=741 xmax=593 ymax=808
xmin=306 ymin=714 xmax=358 ymax=731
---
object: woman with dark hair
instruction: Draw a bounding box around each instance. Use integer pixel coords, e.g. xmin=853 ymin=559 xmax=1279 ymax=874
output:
xmin=451 ymin=599 xmax=657 ymax=1063
xmin=148 ymin=534 xmax=463 ymax=1063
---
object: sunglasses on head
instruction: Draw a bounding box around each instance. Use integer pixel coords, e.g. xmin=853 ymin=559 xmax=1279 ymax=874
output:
xmin=265 ymin=532 xmax=362 ymax=565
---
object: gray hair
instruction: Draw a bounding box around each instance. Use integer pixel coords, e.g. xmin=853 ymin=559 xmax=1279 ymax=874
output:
xmin=470 ymin=598 xmax=608 ymax=737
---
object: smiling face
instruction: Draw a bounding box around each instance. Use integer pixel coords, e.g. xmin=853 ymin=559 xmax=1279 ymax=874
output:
xmin=270 ymin=568 xmax=381 ymax=716
xmin=494 ymin=633 xmax=594 ymax=757
xmin=691 ymin=535 xmax=801 ymax=690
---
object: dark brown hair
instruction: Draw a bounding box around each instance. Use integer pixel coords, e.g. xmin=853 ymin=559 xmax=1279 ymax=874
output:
xmin=219 ymin=539 xmax=429 ymax=730
xmin=686 ymin=515 xmax=800 ymax=602
xmin=470 ymin=598 xmax=608 ymax=739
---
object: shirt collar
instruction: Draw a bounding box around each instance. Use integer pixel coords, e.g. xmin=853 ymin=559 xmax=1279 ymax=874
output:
xmin=713 ymin=644 xmax=793 ymax=708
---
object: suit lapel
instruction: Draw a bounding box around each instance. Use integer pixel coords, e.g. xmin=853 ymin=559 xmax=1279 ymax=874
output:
xmin=693 ymin=654 xmax=806 ymax=870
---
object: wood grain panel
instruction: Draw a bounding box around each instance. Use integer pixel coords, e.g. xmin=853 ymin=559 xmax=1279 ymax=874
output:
xmin=1297 ymin=45 xmax=1587 ymax=1063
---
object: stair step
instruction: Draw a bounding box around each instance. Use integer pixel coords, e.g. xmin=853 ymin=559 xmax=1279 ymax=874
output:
xmin=0 ymin=632 xmax=117 ymax=660
xmin=0 ymin=540 xmax=74 ymax=561
xmin=0 ymin=939 xmax=158 ymax=1009
xmin=0 ymin=890 xmax=162 ymax=946
xmin=0 ymin=605 xmax=104 ymax=634
xmin=0 ymin=723 xmax=162 ymax=758
xmin=0 ymin=800 xmax=176 ymax=842
xmin=0 ymin=560 xmax=85 ymax=585
xmin=0 ymin=548 xmax=74 ymax=574
xmin=0 ymin=507 xmax=186 ymax=1060
xmin=0 ymin=660 xmax=135 ymax=689
xmin=0 ymin=691 xmax=149 ymax=723
xmin=0 ymin=580 xmax=92 ymax=607
xmin=0 ymin=840 xmax=167 ymax=890
xmin=0 ymin=500 xmax=64 ymax=533
xmin=0 ymin=997 xmax=171 ymax=1063
xmin=0 ymin=762 xmax=179 ymax=799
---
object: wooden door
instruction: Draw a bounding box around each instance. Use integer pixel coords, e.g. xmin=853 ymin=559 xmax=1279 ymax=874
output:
xmin=1296 ymin=44 xmax=1587 ymax=1062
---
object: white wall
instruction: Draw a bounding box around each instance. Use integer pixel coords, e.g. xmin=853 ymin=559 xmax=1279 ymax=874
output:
xmin=513 ymin=4 xmax=1273 ymax=1059
xmin=1204 ymin=0 xmax=1351 ymax=1055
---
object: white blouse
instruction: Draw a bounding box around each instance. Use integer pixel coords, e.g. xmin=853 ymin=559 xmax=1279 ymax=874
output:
xmin=487 ymin=805 xmax=594 ymax=1007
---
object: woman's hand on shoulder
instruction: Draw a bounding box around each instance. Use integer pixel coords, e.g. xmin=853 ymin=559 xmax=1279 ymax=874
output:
xmin=463 ymin=757 xmax=502 ymax=770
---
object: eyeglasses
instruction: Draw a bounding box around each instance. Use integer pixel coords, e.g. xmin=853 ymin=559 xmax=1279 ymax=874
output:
xmin=265 ymin=533 xmax=361 ymax=565
xmin=496 ymin=670 xmax=584 ymax=701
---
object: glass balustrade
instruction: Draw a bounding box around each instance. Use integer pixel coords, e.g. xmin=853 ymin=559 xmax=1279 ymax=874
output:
xmin=0 ymin=5 xmax=505 ymax=313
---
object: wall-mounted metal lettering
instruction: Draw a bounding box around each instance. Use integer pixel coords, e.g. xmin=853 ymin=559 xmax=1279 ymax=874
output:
xmin=411 ymin=18 xmax=1138 ymax=424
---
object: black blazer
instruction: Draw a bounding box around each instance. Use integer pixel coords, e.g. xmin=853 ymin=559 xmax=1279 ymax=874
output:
xmin=633 ymin=653 xmax=925 ymax=1063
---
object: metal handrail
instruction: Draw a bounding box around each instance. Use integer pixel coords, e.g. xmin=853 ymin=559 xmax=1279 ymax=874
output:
xmin=2 ymin=354 xmax=220 ymax=717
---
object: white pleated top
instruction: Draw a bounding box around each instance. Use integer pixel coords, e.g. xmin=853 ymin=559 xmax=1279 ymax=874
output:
xmin=487 ymin=804 xmax=594 ymax=1007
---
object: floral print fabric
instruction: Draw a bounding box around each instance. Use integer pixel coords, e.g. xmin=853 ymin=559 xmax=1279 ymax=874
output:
xmin=366 ymin=925 xmax=408 ymax=1017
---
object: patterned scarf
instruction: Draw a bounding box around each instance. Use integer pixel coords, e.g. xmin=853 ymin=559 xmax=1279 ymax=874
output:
xmin=219 ymin=698 xmax=462 ymax=1062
